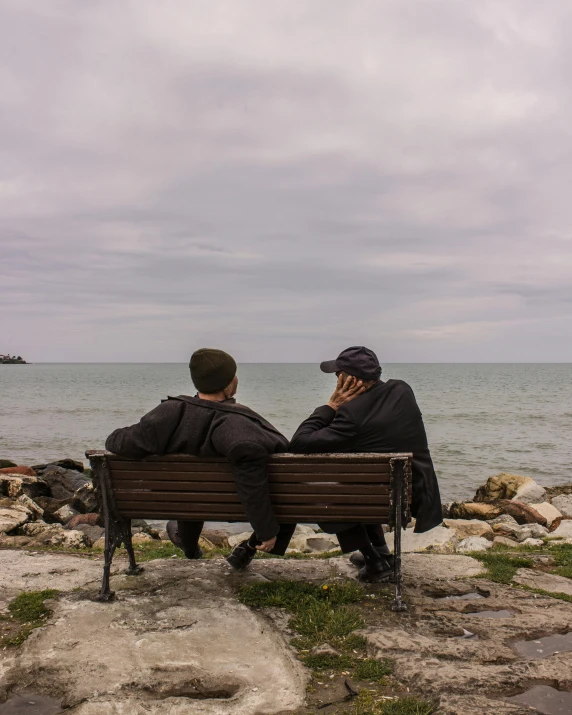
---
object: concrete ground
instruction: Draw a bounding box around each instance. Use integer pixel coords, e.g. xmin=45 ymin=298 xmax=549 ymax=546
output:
xmin=1 ymin=549 xmax=572 ymax=714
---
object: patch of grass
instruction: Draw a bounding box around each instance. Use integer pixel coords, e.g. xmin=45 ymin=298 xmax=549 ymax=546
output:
xmin=239 ymin=580 xmax=366 ymax=645
xmin=352 ymin=692 xmax=435 ymax=715
xmin=291 ymin=601 xmax=365 ymax=642
xmin=344 ymin=633 xmax=369 ymax=652
xmin=547 ymin=543 xmax=572 ymax=579
xmin=302 ymin=652 xmax=357 ymax=671
xmin=1 ymin=589 xmax=59 ymax=647
xmin=353 ymin=657 xmax=393 ymax=683
xmin=471 ymin=551 xmax=534 ymax=583
xmin=238 ymin=580 xmax=365 ymax=610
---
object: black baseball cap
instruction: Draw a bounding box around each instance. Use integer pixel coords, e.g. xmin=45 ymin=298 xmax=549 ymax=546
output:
xmin=320 ymin=346 xmax=382 ymax=381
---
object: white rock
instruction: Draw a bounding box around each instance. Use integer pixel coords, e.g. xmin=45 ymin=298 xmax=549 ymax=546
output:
xmin=17 ymin=494 xmax=44 ymax=519
xmin=132 ymin=532 xmax=154 ymax=544
xmin=493 ymin=522 xmax=532 ymax=542
xmin=53 ymin=504 xmax=78 ymax=524
xmin=488 ymin=514 xmax=519 ymax=527
xmin=529 ymin=502 xmax=562 ymax=527
xmin=545 ymin=520 xmax=572 ymax=540
xmin=492 ymin=536 xmax=518 ymax=548
xmin=384 ymin=525 xmax=459 ymax=554
xmin=550 ymin=495 xmax=572 ymax=519
xmin=22 ymin=522 xmax=89 ymax=548
xmin=227 ymin=531 xmax=253 ymax=548
xmin=443 ymin=519 xmax=493 ymax=540
xmin=527 ymin=523 xmax=549 ymax=539
xmin=513 ymin=482 xmax=546 ymax=505
xmin=48 ymin=529 xmax=89 ymax=548
xmin=456 ymin=536 xmax=492 ymax=553
xmin=0 ymin=505 xmax=31 ymax=534
xmin=228 ymin=525 xmax=318 ymax=549
xmin=22 ymin=521 xmax=55 ymax=536
xmin=513 ymin=568 xmax=572 ymax=596
xmin=287 ymin=534 xmax=339 ymax=554
xmin=520 ymin=538 xmax=544 ymax=547
xmin=294 ymin=525 xmax=319 ymax=537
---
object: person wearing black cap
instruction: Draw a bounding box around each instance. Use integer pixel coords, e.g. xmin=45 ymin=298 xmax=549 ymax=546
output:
xmin=289 ymin=346 xmax=442 ymax=583
xmin=105 ymin=348 xmax=291 ymax=563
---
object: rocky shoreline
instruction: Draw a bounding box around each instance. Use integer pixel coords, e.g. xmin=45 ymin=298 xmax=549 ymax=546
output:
xmin=1 ymin=457 xmax=571 ymax=557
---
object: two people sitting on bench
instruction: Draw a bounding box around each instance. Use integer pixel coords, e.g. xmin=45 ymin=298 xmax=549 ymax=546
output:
xmin=106 ymin=346 xmax=441 ymax=583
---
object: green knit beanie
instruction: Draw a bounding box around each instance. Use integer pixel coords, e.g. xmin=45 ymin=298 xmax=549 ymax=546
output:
xmin=189 ymin=348 xmax=237 ymax=393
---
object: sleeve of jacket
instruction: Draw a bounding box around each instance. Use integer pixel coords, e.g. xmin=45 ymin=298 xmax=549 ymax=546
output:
xmin=105 ymin=400 xmax=183 ymax=458
xmin=211 ymin=433 xmax=279 ymax=542
xmin=289 ymin=405 xmax=359 ymax=453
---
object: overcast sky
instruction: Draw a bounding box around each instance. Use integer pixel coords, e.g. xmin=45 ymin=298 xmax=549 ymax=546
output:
xmin=1 ymin=1 xmax=571 ymax=363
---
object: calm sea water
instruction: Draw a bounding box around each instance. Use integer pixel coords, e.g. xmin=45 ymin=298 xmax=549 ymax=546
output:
xmin=1 ymin=363 xmax=571 ymax=502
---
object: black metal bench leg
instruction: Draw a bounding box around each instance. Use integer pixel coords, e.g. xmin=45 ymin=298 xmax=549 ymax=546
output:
xmin=122 ymin=519 xmax=144 ymax=576
xmin=391 ymin=460 xmax=407 ymax=612
xmin=96 ymin=521 xmax=118 ymax=602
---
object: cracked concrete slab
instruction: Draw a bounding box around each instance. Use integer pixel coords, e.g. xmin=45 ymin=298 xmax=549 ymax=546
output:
xmin=0 ymin=549 xmax=115 ymax=609
xmin=0 ymin=556 xmax=307 ymax=715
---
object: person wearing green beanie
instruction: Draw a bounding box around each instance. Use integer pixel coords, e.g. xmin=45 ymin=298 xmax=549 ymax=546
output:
xmin=106 ymin=348 xmax=293 ymax=566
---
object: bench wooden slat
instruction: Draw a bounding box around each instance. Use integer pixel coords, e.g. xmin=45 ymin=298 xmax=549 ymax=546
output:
xmin=110 ymin=470 xmax=391 ymax=484
xmin=120 ymin=512 xmax=382 ymax=523
xmin=116 ymin=502 xmax=389 ymax=517
xmin=115 ymin=491 xmax=389 ymax=505
xmin=109 ymin=461 xmax=392 ymax=475
xmin=112 ymin=480 xmax=391 ymax=495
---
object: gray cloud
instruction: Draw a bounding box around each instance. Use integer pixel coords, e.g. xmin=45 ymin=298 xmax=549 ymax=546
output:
xmin=1 ymin=0 xmax=571 ymax=362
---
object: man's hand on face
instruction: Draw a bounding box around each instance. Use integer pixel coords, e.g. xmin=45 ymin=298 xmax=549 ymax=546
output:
xmin=256 ymin=536 xmax=277 ymax=552
xmin=327 ymin=373 xmax=367 ymax=411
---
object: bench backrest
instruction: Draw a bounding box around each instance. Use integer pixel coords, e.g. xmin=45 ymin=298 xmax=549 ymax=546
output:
xmin=86 ymin=451 xmax=412 ymax=526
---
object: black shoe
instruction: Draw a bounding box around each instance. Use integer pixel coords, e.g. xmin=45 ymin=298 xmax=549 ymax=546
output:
xmin=226 ymin=540 xmax=257 ymax=571
xmin=358 ymin=557 xmax=393 ymax=583
xmin=350 ymin=549 xmax=395 ymax=569
xmin=166 ymin=521 xmax=202 ymax=560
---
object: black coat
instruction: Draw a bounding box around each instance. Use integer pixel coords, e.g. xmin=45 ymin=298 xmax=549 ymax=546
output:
xmin=105 ymin=395 xmax=289 ymax=541
xmin=290 ymin=380 xmax=442 ymax=533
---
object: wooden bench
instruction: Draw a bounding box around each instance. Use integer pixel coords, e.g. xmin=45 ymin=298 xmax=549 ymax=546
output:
xmin=86 ymin=450 xmax=413 ymax=611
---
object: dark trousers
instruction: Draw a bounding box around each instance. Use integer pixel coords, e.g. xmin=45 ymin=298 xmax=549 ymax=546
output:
xmin=319 ymin=523 xmax=388 ymax=554
xmin=247 ymin=522 xmax=388 ymax=555
xmin=177 ymin=520 xmax=297 ymax=557
xmin=176 ymin=520 xmax=204 ymax=557
xmin=177 ymin=520 xmax=387 ymax=557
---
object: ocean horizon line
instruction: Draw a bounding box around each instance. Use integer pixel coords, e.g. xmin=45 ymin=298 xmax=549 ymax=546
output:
xmin=12 ymin=361 xmax=572 ymax=366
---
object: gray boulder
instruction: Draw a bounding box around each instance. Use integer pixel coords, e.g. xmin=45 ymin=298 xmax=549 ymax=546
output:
xmin=72 ymin=524 xmax=105 ymax=546
xmin=488 ymin=514 xmax=518 ymax=527
xmin=32 ymin=458 xmax=84 ymax=474
xmin=527 ymin=523 xmax=549 ymax=539
xmin=42 ymin=466 xmax=91 ymax=500
xmin=550 ymin=495 xmax=572 ymax=519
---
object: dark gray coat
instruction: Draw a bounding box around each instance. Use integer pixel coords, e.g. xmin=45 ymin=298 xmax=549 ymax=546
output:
xmin=290 ymin=379 xmax=442 ymax=533
xmin=105 ymin=395 xmax=289 ymax=540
